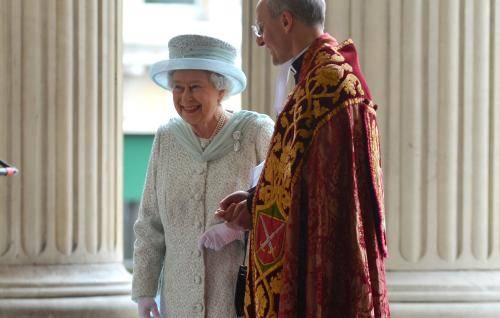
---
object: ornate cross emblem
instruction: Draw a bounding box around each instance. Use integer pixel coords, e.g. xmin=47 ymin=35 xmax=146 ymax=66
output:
xmin=256 ymin=213 xmax=286 ymax=266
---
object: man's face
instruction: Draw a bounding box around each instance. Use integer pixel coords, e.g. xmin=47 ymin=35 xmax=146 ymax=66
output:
xmin=255 ymin=0 xmax=291 ymax=65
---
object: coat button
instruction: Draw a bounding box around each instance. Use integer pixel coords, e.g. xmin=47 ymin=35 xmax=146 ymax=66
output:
xmin=194 ymin=275 xmax=202 ymax=284
xmin=197 ymin=166 xmax=205 ymax=174
xmin=191 ymin=249 xmax=201 ymax=257
xmin=194 ymin=193 xmax=202 ymax=201
xmin=196 ymin=221 xmax=203 ymax=230
xmin=193 ymin=303 xmax=203 ymax=312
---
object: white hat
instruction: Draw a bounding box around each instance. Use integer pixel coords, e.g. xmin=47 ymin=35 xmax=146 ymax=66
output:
xmin=149 ymin=34 xmax=247 ymax=95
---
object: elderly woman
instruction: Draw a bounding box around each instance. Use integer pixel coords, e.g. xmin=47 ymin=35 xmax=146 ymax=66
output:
xmin=131 ymin=34 xmax=274 ymax=318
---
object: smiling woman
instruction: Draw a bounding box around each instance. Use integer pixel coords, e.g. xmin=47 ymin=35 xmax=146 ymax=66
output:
xmin=147 ymin=33 xmax=247 ymax=140
xmin=170 ymin=70 xmax=226 ymax=138
xmin=131 ymin=34 xmax=275 ymax=318
xmin=122 ymin=0 xmax=243 ymax=134
xmin=121 ymin=0 xmax=244 ymax=280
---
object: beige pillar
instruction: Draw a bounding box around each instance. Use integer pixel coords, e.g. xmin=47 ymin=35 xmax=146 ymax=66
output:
xmin=0 ymin=0 xmax=135 ymax=317
xmin=242 ymin=0 xmax=277 ymax=116
xmin=243 ymin=0 xmax=500 ymax=316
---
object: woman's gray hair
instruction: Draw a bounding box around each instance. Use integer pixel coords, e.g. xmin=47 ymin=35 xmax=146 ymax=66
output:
xmin=167 ymin=71 xmax=232 ymax=99
xmin=266 ymin=0 xmax=325 ymax=27
xmin=209 ymin=72 xmax=232 ymax=93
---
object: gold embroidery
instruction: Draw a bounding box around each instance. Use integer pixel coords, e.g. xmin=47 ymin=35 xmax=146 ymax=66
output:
xmin=343 ymin=73 xmax=361 ymax=96
xmin=342 ymin=62 xmax=353 ymax=72
xmin=337 ymin=38 xmax=354 ymax=50
xmin=315 ymin=64 xmax=344 ymax=87
xmin=255 ymin=285 xmax=268 ymax=317
xmin=251 ymin=36 xmax=370 ymax=317
xmin=369 ymin=119 xmax=386 ymax=219
xmin=269 ymin=272 xmax=282 ymax=294
xmin=245 ymin=281 xmax=251 ymax=310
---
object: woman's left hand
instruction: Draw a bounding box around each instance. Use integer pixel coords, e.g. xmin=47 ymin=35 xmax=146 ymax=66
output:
xmin=198 ymin=223 xmax=244 ymax=251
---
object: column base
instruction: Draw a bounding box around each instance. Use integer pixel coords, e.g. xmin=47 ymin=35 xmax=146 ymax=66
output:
xmin=0 ymin=295 xmax=136 ymax=318
xmin=0 ymin=263 xmax=136 ymax=318
xmin=387 ymin=270 xmax=500 ymax=318
xmin=391 ymin=302 xmax=500 ymax=318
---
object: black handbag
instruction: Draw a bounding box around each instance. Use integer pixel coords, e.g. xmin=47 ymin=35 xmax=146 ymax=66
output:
xmin=235 ymin=232 xmax=248 ymax=317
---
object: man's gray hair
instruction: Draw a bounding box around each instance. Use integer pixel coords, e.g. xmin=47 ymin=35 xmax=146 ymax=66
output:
xmin=167 ymin=71 xmax=232 ymax=98
xmin=266 ymin=0 xmax=325 ymax=27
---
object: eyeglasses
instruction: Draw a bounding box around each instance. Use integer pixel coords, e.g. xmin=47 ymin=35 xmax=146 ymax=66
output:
xmin=251 ymin=24 xmax=263 ymax=38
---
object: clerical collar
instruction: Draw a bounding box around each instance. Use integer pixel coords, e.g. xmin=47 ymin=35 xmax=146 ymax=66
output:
xmin=289 ymin=45 xmax=309 ymax=84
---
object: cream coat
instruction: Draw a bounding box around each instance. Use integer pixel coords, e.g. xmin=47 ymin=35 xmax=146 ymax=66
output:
xmin=132 ymin=112 xmax=274 ymax=317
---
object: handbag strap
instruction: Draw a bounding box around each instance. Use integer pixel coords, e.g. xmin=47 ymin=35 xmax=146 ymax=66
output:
xmin=242 ymin=231 xmax=249 ymax=265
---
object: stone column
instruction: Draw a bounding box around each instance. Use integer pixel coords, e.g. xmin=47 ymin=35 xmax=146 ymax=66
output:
xmin=243 ymin=0 xmax=500 ymax=316
xmin=0 ymin=0 xmax=135 ymax=317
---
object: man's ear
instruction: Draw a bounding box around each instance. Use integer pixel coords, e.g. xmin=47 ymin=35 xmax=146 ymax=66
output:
xmin=281 ymin=10 xmax=293 ymax=33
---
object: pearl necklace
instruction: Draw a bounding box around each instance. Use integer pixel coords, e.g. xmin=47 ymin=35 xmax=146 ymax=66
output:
xmin=209 ymin=110 xmax=227 ymax=139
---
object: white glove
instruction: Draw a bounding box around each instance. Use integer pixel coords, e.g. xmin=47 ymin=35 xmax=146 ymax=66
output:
xmin=198 ymin=222 xmax=245 ymax=251
xmin=138 ymin=297 xmax=160 ymax=318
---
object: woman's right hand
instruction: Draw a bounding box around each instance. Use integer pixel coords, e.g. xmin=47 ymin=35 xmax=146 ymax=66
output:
xmin=138 ymin=297 xmax=160 ymax=318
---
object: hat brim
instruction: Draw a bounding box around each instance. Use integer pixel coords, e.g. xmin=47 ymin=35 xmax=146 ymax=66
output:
xmin=149 ymin=58 xmax=247 ymax=96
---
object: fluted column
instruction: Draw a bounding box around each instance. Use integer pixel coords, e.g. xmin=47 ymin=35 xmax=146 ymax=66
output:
xmin=242 ymin=0 xmax=278 ymax=117
xmin=0 ymin=1 xmax=134 ymax=317
xmin=380 ymin=0 xmax=500 ymax=269
xmin=243 ymin=0 xmax=500 ymax=316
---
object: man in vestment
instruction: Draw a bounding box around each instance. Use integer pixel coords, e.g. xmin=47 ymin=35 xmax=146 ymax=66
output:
xmin=217 ymin=0 xmax=390 ymax=316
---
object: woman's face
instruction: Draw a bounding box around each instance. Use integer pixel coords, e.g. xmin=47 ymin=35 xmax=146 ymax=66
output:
xmin=170 ymin=70 xmax=225 ymax=129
